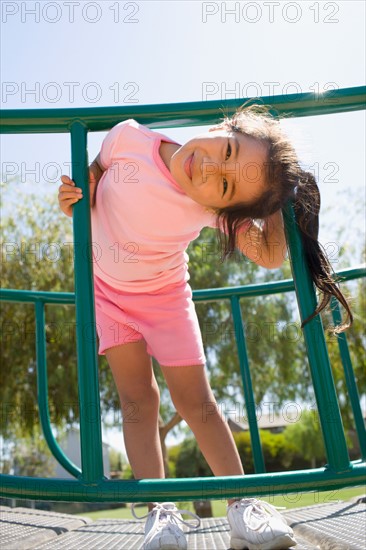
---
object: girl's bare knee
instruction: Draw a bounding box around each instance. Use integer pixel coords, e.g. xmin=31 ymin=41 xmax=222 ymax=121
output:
xmin=119 ymin=380 xmax=160 ymax=410
xmin=161 ymin=363 xmax=217 ymax=422
xmin=172 ymin=392 xmax=216 ymax=423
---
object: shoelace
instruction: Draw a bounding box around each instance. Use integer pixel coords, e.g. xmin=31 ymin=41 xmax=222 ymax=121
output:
xmin=131 ymin=502 xmax=201 ymax=529
xmin=239 ymin=499 xmax=286 ymax=532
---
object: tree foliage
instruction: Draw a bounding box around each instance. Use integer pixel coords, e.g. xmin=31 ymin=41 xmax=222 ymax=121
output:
xmin=323 ymin=276 xmax=366 ymax=431
xmin=282 ymin=410 xmax=326 ymax=469
xmin=1 ymin=185 xmax=117 ymax=439
xmin=1 ymin=188 xmax=78 ymax=438
xmin=174 ymin=437 xmax=213 ymax=478
xmin=1 ymin=425 xmax=56 ymax=478
xmin=170 ymin=428 xmax=312 ymax=480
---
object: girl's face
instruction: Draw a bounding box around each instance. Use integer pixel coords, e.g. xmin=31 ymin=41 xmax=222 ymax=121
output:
xmin=169 ymin=127 xmax=268 ymax=210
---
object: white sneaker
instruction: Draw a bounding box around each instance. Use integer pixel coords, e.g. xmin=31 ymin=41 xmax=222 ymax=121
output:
xmin=227 ymin=498 xmax=297 ymax=550
xmin=132 ymin=502 xmax=201 ymax=550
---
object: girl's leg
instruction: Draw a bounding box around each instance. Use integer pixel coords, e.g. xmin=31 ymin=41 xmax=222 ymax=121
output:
xmin=106 ymin=340 xmax=165 ymax=479
xmin=161 ymin=364 xmax=244 ymax=505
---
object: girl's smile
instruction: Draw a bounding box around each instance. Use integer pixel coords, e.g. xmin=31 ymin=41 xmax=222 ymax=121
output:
xmin=167 ymin=127 xmax=268 ymax=210
xmin=184 ymin=152 xmax=194 ymax=180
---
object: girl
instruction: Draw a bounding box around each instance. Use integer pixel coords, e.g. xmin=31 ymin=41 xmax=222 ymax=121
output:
xmin=58 ymin=105 xmax=352 ymax=550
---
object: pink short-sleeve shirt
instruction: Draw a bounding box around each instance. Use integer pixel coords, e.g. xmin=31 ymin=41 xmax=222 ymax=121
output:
xmin=91 ymin=119 xmax=246 ymax=293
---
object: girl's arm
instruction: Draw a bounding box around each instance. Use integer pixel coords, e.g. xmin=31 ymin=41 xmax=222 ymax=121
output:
xmin=88 ymin=153 xmax=106 ymax=206
xmin=236 ymin=210 xmax=287 ymax=269
xmin=58 ymin=153 xmax=106 ymax=217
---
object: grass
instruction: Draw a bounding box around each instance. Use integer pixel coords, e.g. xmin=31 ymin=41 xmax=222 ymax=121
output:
xmin=76 ymin=486 xmax=365 ymax=521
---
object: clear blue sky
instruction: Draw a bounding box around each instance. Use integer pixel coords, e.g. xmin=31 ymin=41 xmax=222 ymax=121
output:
xmin=1 ymin=1 xmax=365 ymax=451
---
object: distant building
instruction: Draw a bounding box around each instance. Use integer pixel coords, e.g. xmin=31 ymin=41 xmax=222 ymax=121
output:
xmin=228 ymin=411 xmax=303 ymax=434
xmin=54 ymin=427 xmax=111 ymax=479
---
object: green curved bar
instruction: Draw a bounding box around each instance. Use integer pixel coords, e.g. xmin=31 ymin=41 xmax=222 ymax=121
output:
xmin=331 ymin=298 xmax=366 ymax=460
xmin=0 ymin=462 xmax=365 ymax=502
xmin=0 ymin=288 xmax=75 ymax=304
xmin=35 ymin=301 xmax=82 ymax=479
xmin=0 ymin=86 xmax=365 ymax=134
xmin=1 ymin=266 xmax=364 ymax=304
xmin=283 ymin=202 xmax=351 ymax=473
xmin=70 ymin=122 xmax=105 ymax=484
xmin=231 ymin=296 xmax=265 ymax=474
xmin=193 ymin=266 xmax=366 ymax=301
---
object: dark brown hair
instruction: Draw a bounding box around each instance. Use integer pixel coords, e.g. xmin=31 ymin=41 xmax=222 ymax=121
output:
xmin=215 ymin=104 xmax=352 ymax=333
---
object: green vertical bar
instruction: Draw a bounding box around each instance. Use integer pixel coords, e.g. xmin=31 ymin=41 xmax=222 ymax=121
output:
xmin=35 ymin=301 xmax=82 ymax=478
xmin=331 ymin=298 xmax=366 ymax=460
xmin=70 ymin=121 xmax=104 ymax=483
xmin=231 ymin=296 xmax=266 ymax=473
xmin=283 ymin=202 xmax=351 ymax=472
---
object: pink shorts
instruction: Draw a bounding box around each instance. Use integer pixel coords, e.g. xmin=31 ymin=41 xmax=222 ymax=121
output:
xmin=93 ymin=276 xmax=206 ymax=367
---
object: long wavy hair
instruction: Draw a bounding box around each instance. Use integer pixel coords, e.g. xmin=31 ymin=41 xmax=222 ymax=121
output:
xmin=214 ymin=104 xmax=352 ymax=333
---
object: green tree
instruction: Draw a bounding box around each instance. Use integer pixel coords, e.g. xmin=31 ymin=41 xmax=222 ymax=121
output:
xmin=323 ymin=274 xmax=366 ymax=434
xmin=8 ymin=425 xmax=56 ymax=478
xmin=175 ymin=437 xmax=213 ymax=478
xmin=0 ymin=185 xmax=120 ymax=440
xmin=232 ymin=429 xmax=307 ymax=474
xmin=109 ymin=447 xmax=125 ymax=476
xmin=1 ymin=188 xmax=78 ymax=438
xmin=283 ymin=410 xmax=326 ymax=469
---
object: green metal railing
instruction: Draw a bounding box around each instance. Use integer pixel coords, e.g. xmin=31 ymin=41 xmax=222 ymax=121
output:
xmin=1 ymin=86 xmax=365 ymax=502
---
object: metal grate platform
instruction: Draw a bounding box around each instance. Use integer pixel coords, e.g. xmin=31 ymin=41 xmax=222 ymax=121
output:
xmin=34 ymin=516 xmax=316 ymax=550
xmin=284 ymin=499 xmax=366 ymax=550
xmin=0 ymin=505 xmax=91 ymax=549
xmin=0 ymin=500 xmax=365 ymax=549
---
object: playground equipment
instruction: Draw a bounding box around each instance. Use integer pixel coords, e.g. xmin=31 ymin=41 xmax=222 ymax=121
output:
xmin=1 ymin=86 xmax=365 ymax=504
